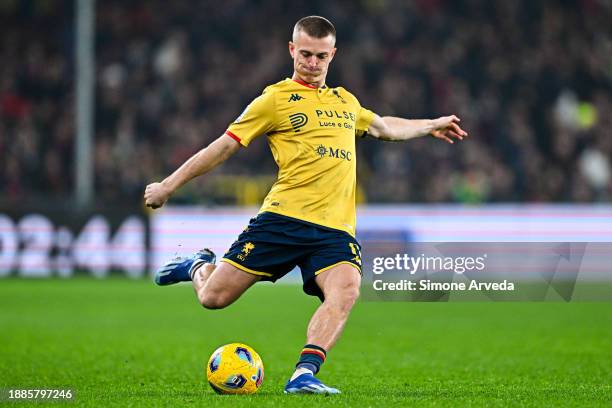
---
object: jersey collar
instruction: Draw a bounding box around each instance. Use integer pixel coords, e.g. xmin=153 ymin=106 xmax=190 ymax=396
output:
xmin=292 ymin=77 xmax=326 ymax=89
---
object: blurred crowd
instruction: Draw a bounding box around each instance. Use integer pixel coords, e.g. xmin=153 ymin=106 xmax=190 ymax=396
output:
xmin=1 ymin=0 xmax=611 ymax=205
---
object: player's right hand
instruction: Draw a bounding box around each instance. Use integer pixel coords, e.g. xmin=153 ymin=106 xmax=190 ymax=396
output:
xmin=144 ymin=182 xmax=172 ymax=209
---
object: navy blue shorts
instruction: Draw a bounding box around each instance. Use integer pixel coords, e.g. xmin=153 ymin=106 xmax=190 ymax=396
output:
xmin=221 ymin=212 xmax=362 ymax=300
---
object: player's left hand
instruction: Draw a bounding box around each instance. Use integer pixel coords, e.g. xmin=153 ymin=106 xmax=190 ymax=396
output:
xmin=430 ymin=115 xmax=468 ymax=144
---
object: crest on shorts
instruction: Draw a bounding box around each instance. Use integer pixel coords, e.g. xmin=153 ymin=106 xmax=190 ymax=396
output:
xmin=237 ymin=242 xmax=255 ymax=261
xmin=242 ymin=242 xmax=255 ymax=256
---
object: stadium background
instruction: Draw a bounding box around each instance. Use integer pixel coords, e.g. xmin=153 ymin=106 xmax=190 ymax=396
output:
xmin=1 ymin=0 xmax=611 ymax=206
xmin=0 ymin=1 xmax=610 ymax=406
xmin=1 ymin=0 xmax=611 ymax=278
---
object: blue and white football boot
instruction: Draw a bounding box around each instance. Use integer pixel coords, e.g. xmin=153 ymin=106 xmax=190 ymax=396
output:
xmin=154 ymin=248 xmax=216 ymax=286
xmin=284 ymin=373 xmax=341 ymax=394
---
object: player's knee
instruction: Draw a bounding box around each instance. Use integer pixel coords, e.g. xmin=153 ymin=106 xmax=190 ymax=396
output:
xmin=199 ymin=295 xmax=227 ymax=310
xmin=198 ymin=290 xmax=232 ymax=310
xmin=328 ymin=282 xmax=360 ymax=312
xmin=343 ymin=285 xmax=360 ymax=309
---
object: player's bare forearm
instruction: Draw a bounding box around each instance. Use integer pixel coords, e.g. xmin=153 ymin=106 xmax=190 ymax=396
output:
xmin=163 ymin=136 xmax=238 ymax=191
xmin=144 ymin=134 xmax=240 ymax=209
xmin=376 ymin=117 xmax=435 ymax=141
xmin=367 ymin=114 xmax=468 ymax=144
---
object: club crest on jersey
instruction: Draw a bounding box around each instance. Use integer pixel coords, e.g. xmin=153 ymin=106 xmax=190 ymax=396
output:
xmin=289 ymin=113 xmax=308 ymax=132
xmin=332 ymin=89 xmax=347 ymax=104
xmin=288 ymin=93 xmax=304 ymax=102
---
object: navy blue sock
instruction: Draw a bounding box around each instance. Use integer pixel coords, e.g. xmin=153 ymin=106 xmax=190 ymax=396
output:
xmin=296 ymin=344 xmax=327 ymax=374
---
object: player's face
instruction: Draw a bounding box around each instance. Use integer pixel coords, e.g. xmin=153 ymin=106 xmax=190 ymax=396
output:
xmin=289 ymin=31 xmax=336 ymax=86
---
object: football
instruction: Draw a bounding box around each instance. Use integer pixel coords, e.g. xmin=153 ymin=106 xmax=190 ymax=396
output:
xmin=206 ymin=343 xmax=264 ymax=394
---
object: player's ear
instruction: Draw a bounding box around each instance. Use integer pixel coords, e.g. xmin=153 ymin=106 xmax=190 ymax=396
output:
xmin=329 ymin=47 xmax=337 ymax=61
xmin=288 ymin=41 xmax=296 ymax=58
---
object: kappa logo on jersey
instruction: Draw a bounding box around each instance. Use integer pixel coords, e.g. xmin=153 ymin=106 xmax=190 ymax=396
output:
xmin=288 ymin=93 xmax=305 ymax=102
xmin=315 ymin=144 xmax=352 ymax=161
xmin=238 ymin=242 xmax=255 ymax=261
xmin=289 ymin=113 xmax=308 ymax=132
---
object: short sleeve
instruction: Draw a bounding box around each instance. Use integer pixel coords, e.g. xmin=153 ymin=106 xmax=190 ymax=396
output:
xmin=226 ymin=90 xmax=276 ymax=147
xmin=355 ymin=106 xmax=375 ymax=137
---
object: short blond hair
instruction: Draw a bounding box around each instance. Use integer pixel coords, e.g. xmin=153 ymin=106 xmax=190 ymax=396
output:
xmin=293 ymin=16 xmax=336 ymax=42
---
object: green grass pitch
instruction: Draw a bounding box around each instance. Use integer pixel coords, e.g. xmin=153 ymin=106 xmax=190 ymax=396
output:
xmin=0 ymin=279 xmax=610 ymax=407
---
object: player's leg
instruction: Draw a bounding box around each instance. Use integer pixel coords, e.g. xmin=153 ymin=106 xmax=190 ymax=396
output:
xmin=154 ymin=248 xmax=217 ymax=286
xmin=157 ymin=213 xmax=296 ymax=310
xmin=191 ymin=262 xmax=216 ymax=291
xmin=285 ymin=263 xmax=360 ymax=394
xmin=155 ymin=249 xmax=260 ymax=309
xmin=305 ymin=263 xmax=360 ymax=349
xmin=191 ymin=261 xmax=260 ymax=309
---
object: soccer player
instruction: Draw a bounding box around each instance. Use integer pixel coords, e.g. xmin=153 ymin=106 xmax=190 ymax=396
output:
xmin=144 ymin=16 xmax=467 ymax=394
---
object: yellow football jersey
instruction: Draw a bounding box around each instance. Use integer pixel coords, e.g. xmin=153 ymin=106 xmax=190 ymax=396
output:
xmin=225 ymin=78 xmax=375 ymax=236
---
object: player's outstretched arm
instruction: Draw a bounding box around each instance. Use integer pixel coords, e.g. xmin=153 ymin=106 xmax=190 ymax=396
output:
xmin=367 ymin=114 xmax=468 ymax=144
xmin=144 ymin=134 xmax=240 ymax=209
